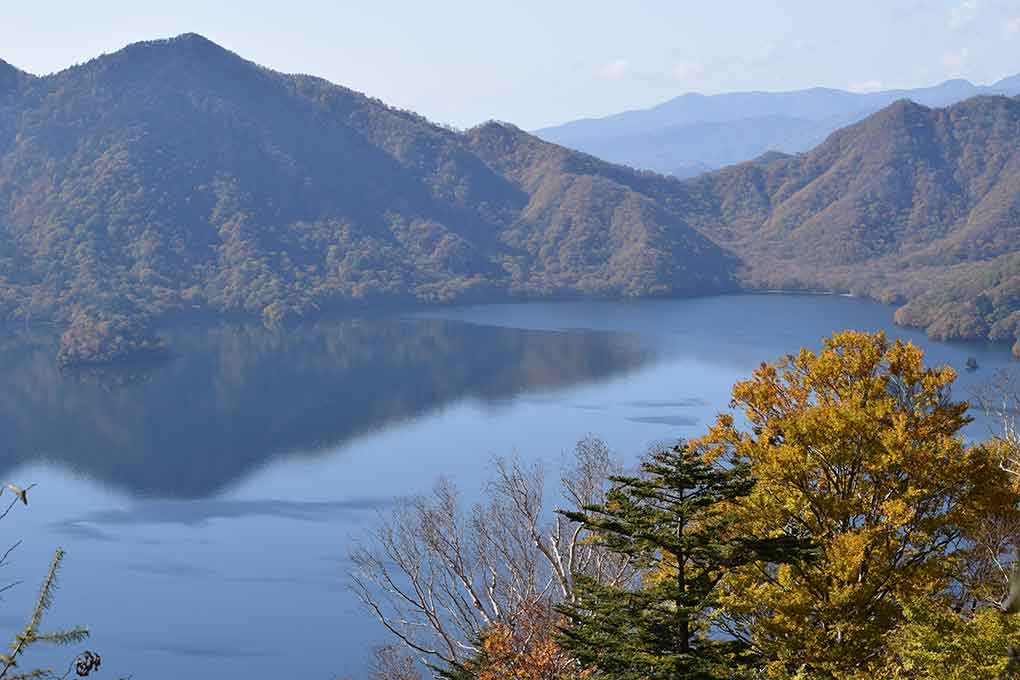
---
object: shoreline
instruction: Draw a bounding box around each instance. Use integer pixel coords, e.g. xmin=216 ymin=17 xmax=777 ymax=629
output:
xmin=1 ymin=288 xmax=1013 ymax=367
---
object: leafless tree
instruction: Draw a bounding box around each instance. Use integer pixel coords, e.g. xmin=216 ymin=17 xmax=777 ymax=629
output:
xmin=973 ymin=368 xmax=1020 ymax=478
xmin=952 ymin=507 xmax=1020 ymax=611
xmin=965 ymin=369 xmax=1020 ymax=614
xmin=348 ymin=436 xmax=634 ymax=675
xmin=367 ymin=646 xmax=421 ymax=680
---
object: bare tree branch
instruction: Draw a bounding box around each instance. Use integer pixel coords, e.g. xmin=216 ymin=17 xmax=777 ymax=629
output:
xmin=348 ymin=436 xmax=635 ymax=677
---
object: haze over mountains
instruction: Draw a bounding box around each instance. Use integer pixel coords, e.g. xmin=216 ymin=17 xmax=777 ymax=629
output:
xmin=535 ymin=77 xmax=1020 ymax=176
xmin=1 ymin=34 xmax=1020 ymax=359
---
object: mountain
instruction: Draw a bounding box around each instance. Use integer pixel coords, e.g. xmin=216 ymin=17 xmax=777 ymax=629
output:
xmin=0 ymin=58 xmax=34 ymax=93
xmin=534 ymin=76 xmax=1020 ymax=175
xmin=0 ymin=34 xmax=735 ymax=362
xmin=2 ymin=35 xmax=1020 ymax=360
xmin=994 ymin=74 xmax=1020 ymax=91
xmin=672 ymin=162 xmax=714 ymax=180
xmin=559 ymin=115 xmax=838 ymax=175
xmin=675 ymin=96 xmax=1020 ymax=351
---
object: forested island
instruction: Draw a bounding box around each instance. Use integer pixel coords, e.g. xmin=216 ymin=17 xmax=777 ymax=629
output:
xmin=2 ymin=34 xmax=1020 ymax=364
xmin=55 ymin=311 xmax=170 ymax=367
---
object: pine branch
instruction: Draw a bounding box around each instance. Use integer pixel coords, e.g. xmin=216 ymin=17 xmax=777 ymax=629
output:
xmin=0 ymin=549 xmax=90 ymax=680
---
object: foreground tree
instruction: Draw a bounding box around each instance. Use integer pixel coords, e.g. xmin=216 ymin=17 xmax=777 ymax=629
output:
xmin=879 ymin=596 xmax=1020 ymax=680
xmin=368 ymin=646 xmax=423 ymax=680
xmin=350 ymin=437 xmax=633 ymax=677
xmin=447 ymin=601 xmax=575 ymax=680
xmin=692 ymin=331 xmax=1018 ymax=677
xmin=1 ymin=549 xmax=90 ymax=679
xmin=0 ymin=485 xmax=102 ymax=680
xmin=973 ymin=368 xmax=1020 ymax=483
xmin=556 ymin=441 xmax=808 ymax=680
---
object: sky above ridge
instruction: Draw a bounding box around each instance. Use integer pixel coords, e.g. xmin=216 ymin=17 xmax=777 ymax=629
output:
xmin=2 ymin=0 xmax=1019 ymax=129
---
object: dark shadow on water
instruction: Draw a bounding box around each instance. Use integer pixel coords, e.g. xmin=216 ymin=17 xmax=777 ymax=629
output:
xmin=124 ymin=641 xmax=281 ymax=659
xmin=53 ymin=496 xmax=395 ymax=531
xmin=122 ymin=562 xmax=223 ymax=579
xmin=0 ymin=316 xmax=652 ymax=499
xmin=626 ymin=415 xmax=701 ymax=427
xmin=625 ymin=399 xmax=706 ymax=408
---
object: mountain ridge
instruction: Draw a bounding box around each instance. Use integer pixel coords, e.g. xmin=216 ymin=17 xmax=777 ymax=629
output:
xmin=678 ymin=94 xmax=1020 ymax=349
xmin=534 ymin=75 xmax=1020 ymax=175
xmin=0 ymin=34 xmax=737 ymax=363
xmin=0 ymin=58 xmax=32 ymax=95
xmin=2 ymin=35 xmax=1020 ymax=361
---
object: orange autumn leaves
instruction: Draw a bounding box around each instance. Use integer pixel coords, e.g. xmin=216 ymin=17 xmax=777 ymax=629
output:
xmin=471 ymin=605 xmax=583 ymax=680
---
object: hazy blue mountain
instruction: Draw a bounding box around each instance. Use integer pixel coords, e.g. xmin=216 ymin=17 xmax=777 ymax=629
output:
xmin=554 ymin=115 xmax=838 ymax=175
xmin=534 ymin=76 xmax=1020 ymax=175
xmin=993 ymin=73 xmax=1020 ymax=92
xmin=671 ymin=161 xmax=714 ymax=180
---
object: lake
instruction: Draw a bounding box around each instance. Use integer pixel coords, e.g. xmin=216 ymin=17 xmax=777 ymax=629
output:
xmin=0 ymin=295 xmax=1014 ymax=679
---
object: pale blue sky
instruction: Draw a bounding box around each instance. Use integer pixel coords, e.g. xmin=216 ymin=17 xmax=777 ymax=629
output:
xmin=2 ymin=1 xmax=1018 ymax=129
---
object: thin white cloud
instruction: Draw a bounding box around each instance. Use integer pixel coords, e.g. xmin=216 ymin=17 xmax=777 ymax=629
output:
xmin=849 ymin=80 xmax=885 ymax=93
xmin=947 ymin=0 xmax=980 ymax=30
xmin=1004 ymin=15 xmax=1020 ymax=39
xmin=672 ymin=60 xmax=703 ymax=81
xmin=941 ymin=47 xmax=971 ymax=76
xmin=598 ymin=59 xmax=630 ymax=80
xmin=756 ymin=41 xmax=780 ymax=63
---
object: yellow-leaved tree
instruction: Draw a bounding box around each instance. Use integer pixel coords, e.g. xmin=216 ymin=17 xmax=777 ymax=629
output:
xmin=880 ymin=597 xmax=1020 ymax=679
xmin=691 ymin=331 xmax=1018 ymax=678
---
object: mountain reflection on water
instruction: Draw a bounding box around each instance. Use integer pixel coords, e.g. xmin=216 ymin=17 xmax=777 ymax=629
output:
xmin=0 ymin=316 xmax=652 ymax=498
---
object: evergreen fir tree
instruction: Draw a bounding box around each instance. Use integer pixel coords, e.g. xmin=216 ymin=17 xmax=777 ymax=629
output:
xmin=556 ymin=441 xmax=807 ymax=680
xmin=0 ymin=548 xmax=89 ymax=680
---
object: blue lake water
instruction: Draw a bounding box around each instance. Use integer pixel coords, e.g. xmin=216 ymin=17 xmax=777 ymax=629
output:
xmin=0 ymin=295 xmax=1014 ymax=679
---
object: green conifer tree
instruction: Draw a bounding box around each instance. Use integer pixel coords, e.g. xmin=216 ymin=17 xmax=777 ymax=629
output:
xmin=556 ymin=441 xmax=807 ymax=680
xmin=0 ymin=551 xmax=91 ymax=680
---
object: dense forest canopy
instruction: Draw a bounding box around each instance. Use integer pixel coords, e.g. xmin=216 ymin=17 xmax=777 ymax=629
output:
xmin=0 ymin=34 xmax=735 ymax=365
xmin=683 ymin=96 xmax=1020 ymax=353
xmin=1 ymin=34 xmax=1020 ymax=362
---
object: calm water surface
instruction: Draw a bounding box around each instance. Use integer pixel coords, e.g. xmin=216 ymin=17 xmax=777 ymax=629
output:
xmin=0 ymin=296 xmax=1014 ymax=679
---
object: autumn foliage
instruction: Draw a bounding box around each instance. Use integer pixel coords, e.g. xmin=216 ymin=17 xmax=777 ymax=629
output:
xmin=689 ymin=330 xmax=1018 ymax=676
xmin=361 ymin=331 xmax=1020 ymax=680
xmin=467 ymin=604 xmax=579 ymax=680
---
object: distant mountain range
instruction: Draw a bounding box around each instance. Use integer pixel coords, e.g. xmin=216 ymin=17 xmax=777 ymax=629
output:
xmin=534 ymin=77 xmax=1020 ymax=176
xmin=1 ymin=35 xmax=1019 ymax=360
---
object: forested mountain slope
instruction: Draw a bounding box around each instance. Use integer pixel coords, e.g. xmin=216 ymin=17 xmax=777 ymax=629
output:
xmin=2 ymin=35 xmax=1020 ymax=360
xmin=678 ymin=96 xmax=1020 ymax=349
xmin=0 ymin=34 xmax=735 ymax=362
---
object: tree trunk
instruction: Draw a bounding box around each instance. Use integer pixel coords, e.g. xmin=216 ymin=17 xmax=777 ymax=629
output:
xmin=678 ymin=516 xmax=689 ymax=657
